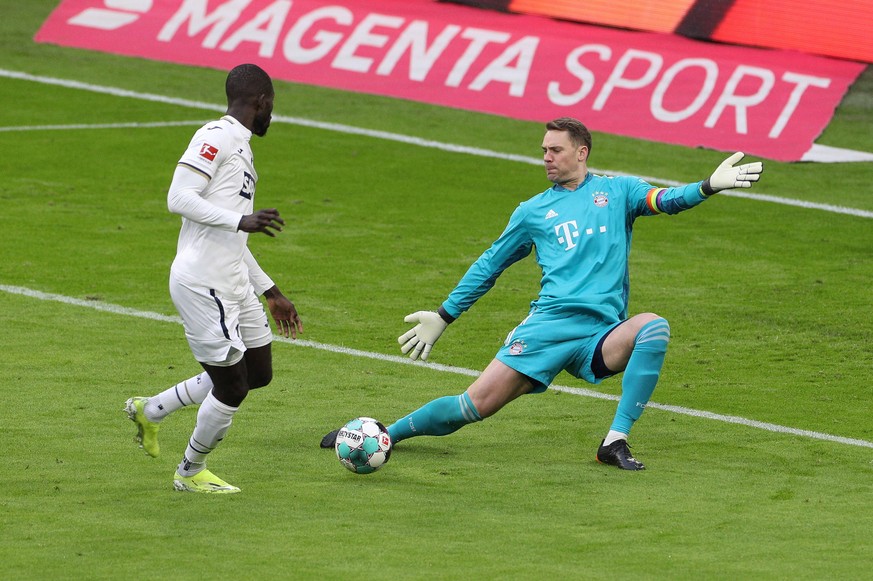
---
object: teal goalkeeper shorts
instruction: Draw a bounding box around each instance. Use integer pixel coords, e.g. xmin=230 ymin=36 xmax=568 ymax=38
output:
xmin=495 ymin=307 xmax=622 ymax=392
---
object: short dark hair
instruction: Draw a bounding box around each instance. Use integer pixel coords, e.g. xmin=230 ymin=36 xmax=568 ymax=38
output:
xmin=226 ymin=64 xmax=273 ymax=103
xmin=546 ymin=117 xmax=592 ymax=153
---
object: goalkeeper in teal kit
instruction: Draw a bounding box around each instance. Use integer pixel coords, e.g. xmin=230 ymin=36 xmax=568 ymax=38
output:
xmin=323 ymin=117 xmax=763 ymax=470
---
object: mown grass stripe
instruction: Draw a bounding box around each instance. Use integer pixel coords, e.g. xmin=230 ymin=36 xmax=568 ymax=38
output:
xmin=2 ymin=67 xmax=871 ymax=220
xmin=2 ymin=282 xmax=870 ymax=449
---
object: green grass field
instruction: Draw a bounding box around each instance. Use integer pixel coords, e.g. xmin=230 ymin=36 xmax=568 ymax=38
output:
xmin=2 ymin=2 xmax=872 ymax=579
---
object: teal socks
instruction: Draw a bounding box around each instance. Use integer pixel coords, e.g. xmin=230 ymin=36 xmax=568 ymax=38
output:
xmin=610 ymin=318 xmax=670 ymax=435
xmin=388 ymin=392 xmax=482 ymax=444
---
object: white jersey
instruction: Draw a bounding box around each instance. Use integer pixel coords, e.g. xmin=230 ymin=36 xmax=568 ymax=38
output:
xmin=169 ymin=115 xmax=267 ymax=300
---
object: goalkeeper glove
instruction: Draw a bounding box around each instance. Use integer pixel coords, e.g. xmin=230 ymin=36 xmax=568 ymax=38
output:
xmin=702 ymin=152 xmax=763 ymax=195
xmin=398 ymin=311 xmax=449 ymax=361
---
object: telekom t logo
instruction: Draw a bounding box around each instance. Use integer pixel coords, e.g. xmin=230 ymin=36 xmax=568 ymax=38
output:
xmin=555 ymin=220 xmax=579 ymax=250
xmin=68 ymin=0 xmax=153 ymax=31
xmin=555 ymin=220 xmax=608 ymax=250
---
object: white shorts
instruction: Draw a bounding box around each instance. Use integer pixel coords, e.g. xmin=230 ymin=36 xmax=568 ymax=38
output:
xmin=169 ymin=275 xmax=272 ymax=366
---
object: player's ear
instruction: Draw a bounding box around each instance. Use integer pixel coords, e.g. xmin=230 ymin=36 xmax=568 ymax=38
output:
xmin=578 ymin=146 xmax=588 ymax=162
xmin=256 ymin=92 xmax=271 ymax=110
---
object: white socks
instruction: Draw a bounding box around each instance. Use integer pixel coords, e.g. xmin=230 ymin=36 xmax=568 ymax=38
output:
xmin=144 ymin=372 xmax=214 ymax=422
xmin=603 ymin=430 xmax=629 ymax=446
xmin=141 ymin=373 xmax=238 ymax=477
xmin=177 ymin=392 xmax=238 ymax=476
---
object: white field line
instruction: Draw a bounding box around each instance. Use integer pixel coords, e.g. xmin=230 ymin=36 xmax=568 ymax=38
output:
xmin=2 ymin=68 xmax=872 ymax=220
xmin=0 ymin=120 xmax=212 ymax=132
xmin=3 ymin=283 xmax=872 ymax=450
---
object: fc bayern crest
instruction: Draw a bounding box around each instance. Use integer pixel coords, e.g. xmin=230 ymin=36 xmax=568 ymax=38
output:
xmin=509 ymin=340 xmax=526 ymax=355
xmin=593 ymin=192 xmax=609 ymax=207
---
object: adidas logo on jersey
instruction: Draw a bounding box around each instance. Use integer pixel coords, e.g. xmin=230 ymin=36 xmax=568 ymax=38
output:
xmin=545 ymin=209 xmax=559 ymax=219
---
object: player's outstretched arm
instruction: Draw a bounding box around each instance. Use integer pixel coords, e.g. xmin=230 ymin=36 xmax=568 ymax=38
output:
xmin=701 ymin=152 xmax=764 ymax=195
xmin=398 ymin=310 xmax=452 ymax=361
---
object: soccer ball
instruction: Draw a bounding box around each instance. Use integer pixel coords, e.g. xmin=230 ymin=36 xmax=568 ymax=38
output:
xmin=335 ymin=417 xmax=392 ymax=474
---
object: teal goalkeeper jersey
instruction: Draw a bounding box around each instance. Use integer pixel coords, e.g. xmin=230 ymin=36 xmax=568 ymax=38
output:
xmin=441 ymin=173 xmax=709 ymax=325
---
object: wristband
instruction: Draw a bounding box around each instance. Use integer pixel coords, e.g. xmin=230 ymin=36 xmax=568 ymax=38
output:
xmin=437 ymin=305 xmax=456 ymax=324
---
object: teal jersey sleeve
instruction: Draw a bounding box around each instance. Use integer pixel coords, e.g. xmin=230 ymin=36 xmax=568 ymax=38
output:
xmin=628 ymin=177 xmax=709 ymax=216
xmin=442 ymin=174 xmax=712 ymax=323
xmin=442 ymin=203 xmax=534 ymax=319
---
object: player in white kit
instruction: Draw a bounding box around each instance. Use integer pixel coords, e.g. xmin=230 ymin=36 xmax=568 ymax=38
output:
xmin=125 ymin=64 xmax=302 ymax=493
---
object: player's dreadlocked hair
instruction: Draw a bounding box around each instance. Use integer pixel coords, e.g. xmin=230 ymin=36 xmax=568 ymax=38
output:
xmin=226 ymin=63 xmax=273 ymax=104
xmin=546 ymin=117 xmax=592 ymax=154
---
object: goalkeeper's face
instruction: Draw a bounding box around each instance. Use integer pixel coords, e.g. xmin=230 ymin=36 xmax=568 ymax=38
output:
xmin=542 ymin=130 xmax=587 ymax=188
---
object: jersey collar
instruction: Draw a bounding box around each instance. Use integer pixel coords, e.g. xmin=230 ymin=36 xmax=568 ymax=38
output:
xmin=221 ymin=115 xmax=253 ymax=140
xmin=552 ymin=171 xmax=592 ymax=192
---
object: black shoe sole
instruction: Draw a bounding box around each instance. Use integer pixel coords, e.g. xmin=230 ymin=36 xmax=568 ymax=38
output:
xmin=320 ymin=429 xmax=339 ymax=449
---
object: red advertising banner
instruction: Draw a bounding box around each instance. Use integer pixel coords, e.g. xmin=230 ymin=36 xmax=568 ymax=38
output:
xmin=35 ymin=0 xmax=865 ymax=161
xmin=469 ymin=0 xmax=873 ymax=64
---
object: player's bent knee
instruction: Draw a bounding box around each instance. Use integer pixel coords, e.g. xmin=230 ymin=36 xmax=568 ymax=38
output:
xmin=636 ymin=312 xmax=663 ymax=325
xmin=636 ymin=317 xmax=671 ymax=352
xmin=651 ymin=316 xmax=669 ymax=333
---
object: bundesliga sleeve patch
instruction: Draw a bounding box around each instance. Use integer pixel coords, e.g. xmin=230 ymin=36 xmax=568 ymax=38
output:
xmin=198 ymin=143 xmax=218 ymax=162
